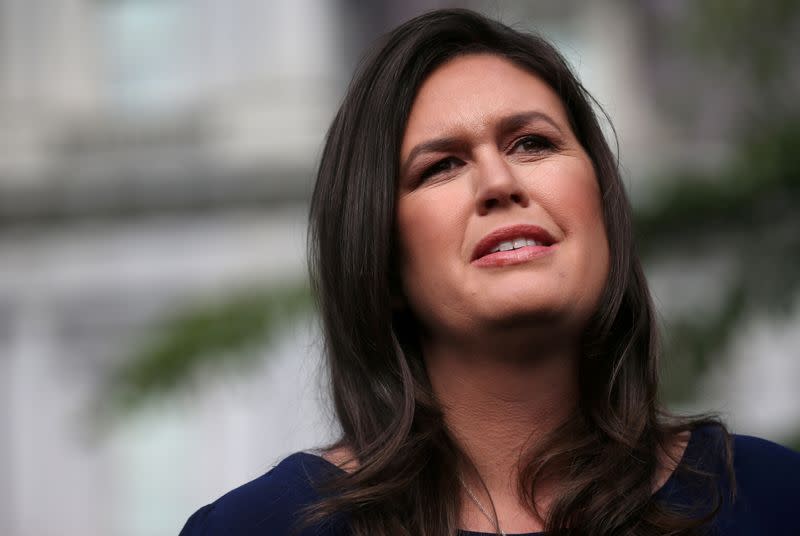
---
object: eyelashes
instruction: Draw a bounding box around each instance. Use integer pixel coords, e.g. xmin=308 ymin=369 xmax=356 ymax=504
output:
xmin=419 ymin=157 xmax=461 ymax=181
xmin=512 ymin=134 xmax=557 ymax=154
xmin=416 ymin=134 xmax=558 ymax=183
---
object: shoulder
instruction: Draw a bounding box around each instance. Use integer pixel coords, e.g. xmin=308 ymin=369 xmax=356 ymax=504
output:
xmin=687 ymin=423 xmax=800 ymax=485
xmin=730 ymin=431 xmax=800 ymax=494
xmin=689 ymin=424 xmax=800 ymax=534
xmin=178 ymin=452 xmax=348 ymax=536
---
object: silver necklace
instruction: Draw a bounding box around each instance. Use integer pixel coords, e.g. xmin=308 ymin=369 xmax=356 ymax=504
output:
xmin=458 ymin=475 xmax=507 ymax=536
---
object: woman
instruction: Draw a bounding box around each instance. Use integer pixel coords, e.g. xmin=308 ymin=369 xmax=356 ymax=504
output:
xmin=180 ymin=9 xmax=800 ymax=536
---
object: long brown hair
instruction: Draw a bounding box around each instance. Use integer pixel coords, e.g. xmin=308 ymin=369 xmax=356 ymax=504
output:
xmin=305 ymin=8 xmax=734 ymax=536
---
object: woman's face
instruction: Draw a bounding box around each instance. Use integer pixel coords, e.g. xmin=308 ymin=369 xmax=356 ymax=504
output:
xmin=396 ymin=53 xmax=610 ymax=344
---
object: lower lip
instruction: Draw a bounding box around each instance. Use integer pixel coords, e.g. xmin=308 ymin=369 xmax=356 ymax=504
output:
xmin=472 ymin=244 xmax=556 ymax=267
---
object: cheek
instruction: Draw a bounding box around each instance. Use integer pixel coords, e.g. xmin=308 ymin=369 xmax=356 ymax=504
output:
xmin=537 ymin=158 xmax=602 ymax=228
xmin=396 ymin=189 xmax=469 ymax=310
xmin=397 ymin=186 xmax=465 ymax=258
xmin=572 ymin=177 xmax=611 ymax=313
xmin=541 ymin=158 xmax=606 ymax=243
xmin=541 ymin=158 xmax=611 ymax=299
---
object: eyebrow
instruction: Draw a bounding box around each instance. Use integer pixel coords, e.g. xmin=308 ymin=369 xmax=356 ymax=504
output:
xmin=401 ymin=110 xmax=564 ymax=175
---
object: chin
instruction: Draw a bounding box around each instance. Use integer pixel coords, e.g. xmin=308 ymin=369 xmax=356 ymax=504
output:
xmin=475 ymin=292 xmax=595 ymax=333
xmin=477 ymin=298 xmax=564 ymax=328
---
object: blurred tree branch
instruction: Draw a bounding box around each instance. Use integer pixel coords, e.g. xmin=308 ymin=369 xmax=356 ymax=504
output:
xmin=637 ymin=0 xmax=800 ymax=413
xmin=95 ymin=282 xmax=312 ymax=424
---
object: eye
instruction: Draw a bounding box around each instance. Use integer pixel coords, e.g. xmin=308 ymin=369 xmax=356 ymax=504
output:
xmin=511 ymin=134 xmax=556 ymax=154
xmin=419 ymin=157 xmax=462 ymax=181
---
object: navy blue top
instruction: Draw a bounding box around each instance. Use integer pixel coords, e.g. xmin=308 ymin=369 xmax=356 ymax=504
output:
xmin=179 ymin=424 xmax=800 ymax=535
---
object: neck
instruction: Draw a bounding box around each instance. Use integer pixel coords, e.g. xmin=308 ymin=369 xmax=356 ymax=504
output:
xmin=423 ymin=332 xmax=580 ymax=529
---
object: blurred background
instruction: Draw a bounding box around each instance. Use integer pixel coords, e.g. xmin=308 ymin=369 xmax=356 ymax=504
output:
xmin=1 ymin=0 xmax=798 ymax=534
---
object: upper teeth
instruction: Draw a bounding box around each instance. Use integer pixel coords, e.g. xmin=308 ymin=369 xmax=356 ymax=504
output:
xmin=489 ymin=237 xmax=541 ymax=253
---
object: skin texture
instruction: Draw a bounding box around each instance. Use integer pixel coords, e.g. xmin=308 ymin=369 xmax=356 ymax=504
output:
xmin=327 ymin=54 xmax=689 ymax=533
xmin=397 ymin=54 xmax=610 ymax=353
xmin=394 ymin=53 xmax=614 ymax=532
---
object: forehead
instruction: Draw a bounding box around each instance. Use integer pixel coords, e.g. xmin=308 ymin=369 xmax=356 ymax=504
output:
xmin=401 ymin=53 xmax=571 ymax=154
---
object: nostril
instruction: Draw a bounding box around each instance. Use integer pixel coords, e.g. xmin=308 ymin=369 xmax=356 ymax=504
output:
xmin=484 ymin=198 xmax=499 ymax=210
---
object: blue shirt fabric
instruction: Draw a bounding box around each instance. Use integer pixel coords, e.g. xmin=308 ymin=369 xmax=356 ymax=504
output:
xmin=179 ymin=423 xmax=800 ymax=535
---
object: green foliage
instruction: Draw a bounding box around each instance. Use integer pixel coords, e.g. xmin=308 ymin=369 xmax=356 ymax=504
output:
xmin=636 ymin=119 xmax=800 ymax=256
xmin=639 ymin=118 xmax=800 ymax=406
xmin=635 ymin=0 xmax=800 ymax=415
xmin=686 ymin=0 xmax=799 ymax=88
xmin=786 ymin=431 xmax=800 ymax=454
xmin=97 ymin=282 xmax=312 ymax=420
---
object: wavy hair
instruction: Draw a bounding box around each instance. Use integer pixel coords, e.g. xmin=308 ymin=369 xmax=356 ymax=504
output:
xmin=305 ymin=8 xmax=734 ymax=536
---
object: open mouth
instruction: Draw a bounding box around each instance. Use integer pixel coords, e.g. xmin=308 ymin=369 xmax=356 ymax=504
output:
xmin=471 ymin=224 xmax=557 ymax=262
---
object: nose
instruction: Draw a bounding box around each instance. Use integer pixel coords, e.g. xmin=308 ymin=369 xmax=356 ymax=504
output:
xmin=473 ymin=150 xmax=530 ymax=216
